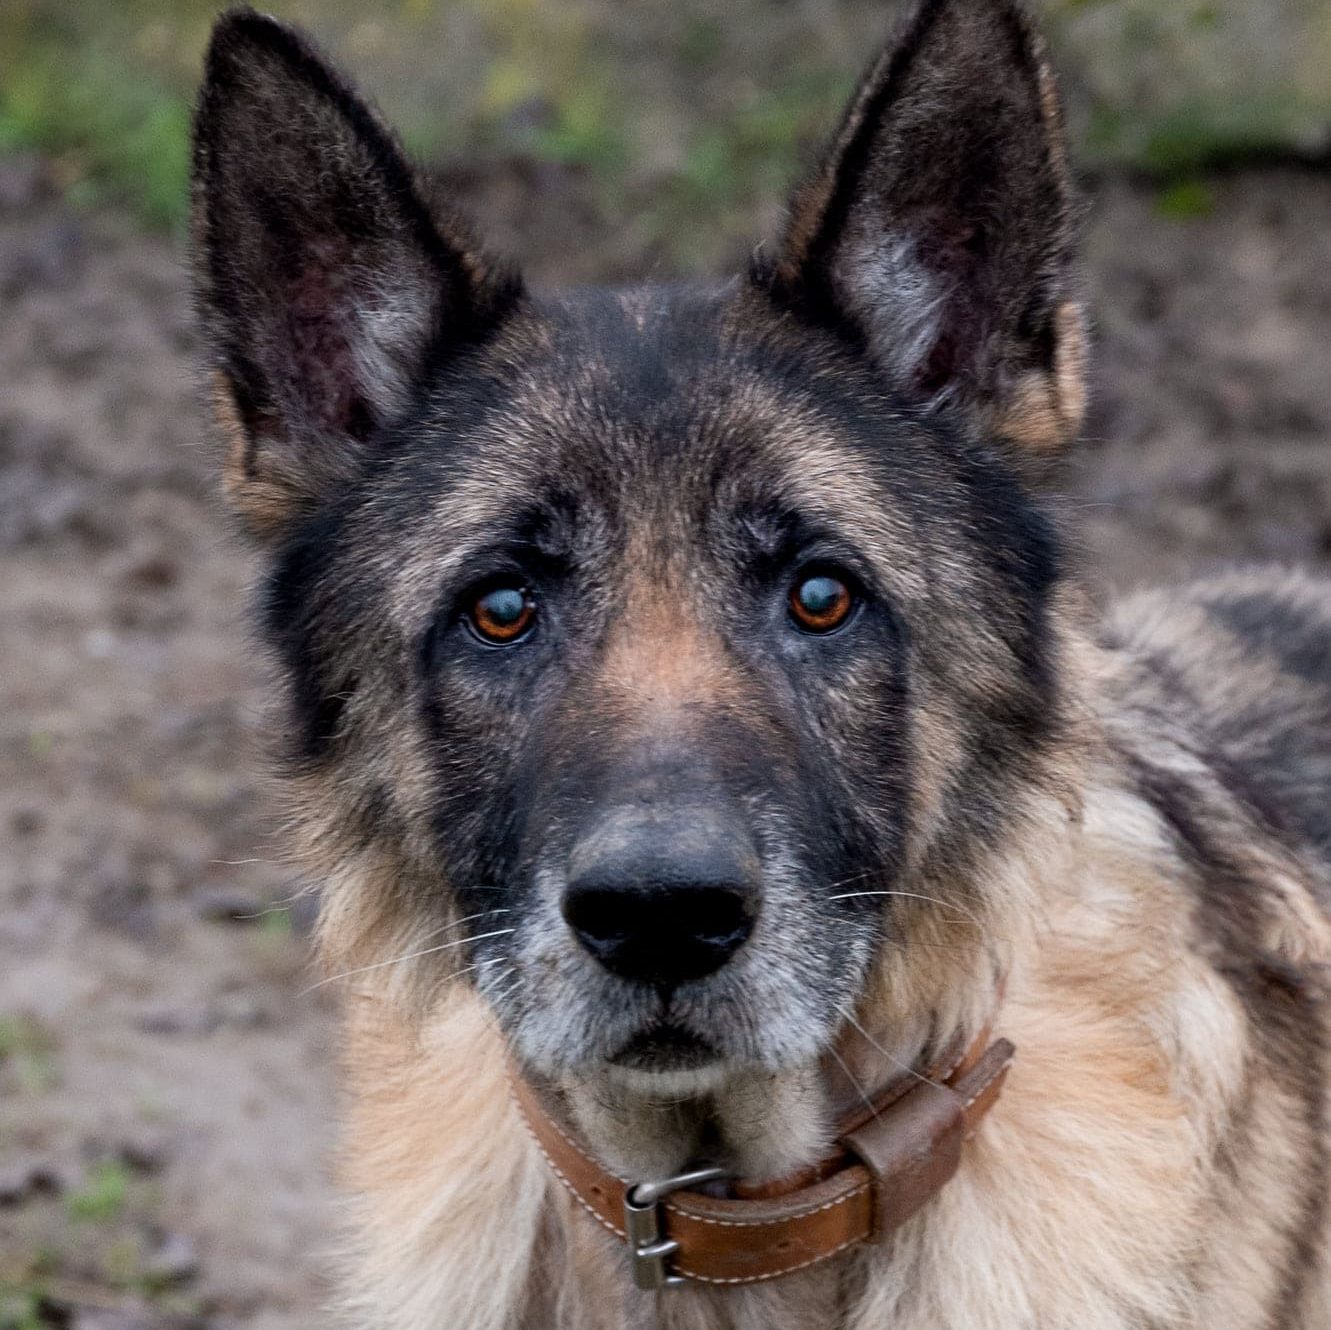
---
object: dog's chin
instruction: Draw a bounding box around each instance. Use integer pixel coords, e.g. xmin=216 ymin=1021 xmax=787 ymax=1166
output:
xmin=550 ymin=1021 xmax=832 ymax=1183
xmin=506 ymin=968 xmax=847 ymax=1178
xmin=602 ymin=1023 xmax=732 ymax=1098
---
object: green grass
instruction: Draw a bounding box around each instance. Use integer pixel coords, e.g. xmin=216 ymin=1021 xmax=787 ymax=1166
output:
xmin=0 ymin=1 xmax=638 ymax=232
xmin=24 ymin=731 xmax=54 ymax=760
xmin=259 ymin=906 xmax=296 ymax=943
xmin=676 ymin=73 xmax=851 ymax=208
xmin=647 ymin=70 xmax=851 ymax=264
xmin=0 ymin=1233 xmax=202 ymax=1323
xmin=1155 ymin=177 xmax=1216 ymax=219
xmin=0 ymin=35 xmax=193 ymax=229
xmin=1087 ymin=94 xmax=1328 ymax=178
xmin=66 ymin=1160 xmax=131 ymax=1224
xmin=0 ymin=1285 xmax=46 ymax=1330
xmin=0 ymin=1015 xmax=57 ymax=1095
xmin=0 ymin=0 xmax=1326 ymax=248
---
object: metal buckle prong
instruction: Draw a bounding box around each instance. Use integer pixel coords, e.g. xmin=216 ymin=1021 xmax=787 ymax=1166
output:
xmin=623 ymin=1165 xmax=726 ymax=1290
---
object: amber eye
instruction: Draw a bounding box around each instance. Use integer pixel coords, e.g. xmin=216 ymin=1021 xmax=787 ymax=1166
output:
xmin=468 ymin=584 xmax=537 ymax=645
xmin=789 ymin=572 xmax=855 ymax=634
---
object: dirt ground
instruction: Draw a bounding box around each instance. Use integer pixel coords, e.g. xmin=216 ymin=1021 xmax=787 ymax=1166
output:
xmin=2 ymin=148 xmax=1329 ymax=1327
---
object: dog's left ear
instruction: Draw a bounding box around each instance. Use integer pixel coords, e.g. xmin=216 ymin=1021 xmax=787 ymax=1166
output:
xmin=766 ymin=0 xmax=1086 ymax=458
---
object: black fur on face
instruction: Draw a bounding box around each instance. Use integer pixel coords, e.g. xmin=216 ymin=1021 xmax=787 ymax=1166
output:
xmin=194 ymin=1 xmax=1080 ymax=1083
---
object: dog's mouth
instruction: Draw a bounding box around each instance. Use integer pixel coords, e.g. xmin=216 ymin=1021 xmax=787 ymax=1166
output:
xmin=608 ymin=1021 xmax=720 ymax=1072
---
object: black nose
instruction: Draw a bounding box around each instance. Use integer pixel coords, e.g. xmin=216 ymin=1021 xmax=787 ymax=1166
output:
xmin=562 ymin=809 xmax=759 ymax=987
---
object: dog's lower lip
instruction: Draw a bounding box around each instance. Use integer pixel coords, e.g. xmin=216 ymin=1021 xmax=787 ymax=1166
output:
xmin=610 ymin=1023 xmax=718 ymax=1071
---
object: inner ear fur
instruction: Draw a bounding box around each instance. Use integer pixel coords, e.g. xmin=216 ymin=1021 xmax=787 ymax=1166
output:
xmin=763 ymin=0 xmax=1088 ymax=458
xmin=191 ymin=9 xmax=522 ymax=542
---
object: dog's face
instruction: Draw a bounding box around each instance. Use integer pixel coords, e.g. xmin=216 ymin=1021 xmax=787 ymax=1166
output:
xmin=194 ymin=1 xmax=1085 ymax=1169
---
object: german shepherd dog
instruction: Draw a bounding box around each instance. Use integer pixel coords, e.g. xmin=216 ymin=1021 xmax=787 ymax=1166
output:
xmin=191 ymin=2 xmax=1331 ymax=1326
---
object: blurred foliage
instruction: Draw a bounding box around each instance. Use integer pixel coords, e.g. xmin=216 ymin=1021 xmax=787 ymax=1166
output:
xmin=1045 ymin=0 xmax=1331 ymax=173
xmin=0 ymin=1284 xmax=46 ymax=1330
xmin=1 ymin=1209 xmax=201 ymax=1323
xmin=0 ymin=0 xmax=1327 ymax=253
xmin=1154 ymin=177 xmax=1217 ymax=219
xmin=66 ymin=1160 xmax=131 ymax=1223
xmin=0 ymin=1015 xmax=57 ymax=1095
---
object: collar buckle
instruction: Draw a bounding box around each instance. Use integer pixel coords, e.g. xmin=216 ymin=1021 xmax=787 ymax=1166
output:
xmin=622 ymin=1165 xmax=726 ymax=1289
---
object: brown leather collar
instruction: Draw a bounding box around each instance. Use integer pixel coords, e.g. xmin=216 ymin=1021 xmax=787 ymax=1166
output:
xmin=509 ymin=1023 xmax=1014 ymax=1289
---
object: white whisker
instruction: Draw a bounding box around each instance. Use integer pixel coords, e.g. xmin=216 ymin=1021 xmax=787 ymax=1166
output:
xmin=836 ymin=1002 xmax=941 ymax=1092
xmin=826 ymin=1039 xmax=877 ymax=1121
xmin=414 ymin=908 xmax=510 ymax=943
xmin=300 ymin=927 xmax=515 ymax=995
xmin=435 ymin=956 xmax=509 ymax=987
xmin=826 ymin=889 xmax=984 ymax=928
xmin=822 ymin=866 xmax=888 ymax=894
xmin=486 ymin=975 xmax=525 ymax=1007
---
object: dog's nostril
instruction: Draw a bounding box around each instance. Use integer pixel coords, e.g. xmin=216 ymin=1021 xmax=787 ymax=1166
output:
xmin=562 ymin=887 xmax=637 ymax=947
xmin=561 ymin=877 xmax=757 ymax=986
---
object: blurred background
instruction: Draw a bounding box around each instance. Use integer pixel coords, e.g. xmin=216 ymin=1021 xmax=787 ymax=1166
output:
xmin=1 ymin=1 xmax=1329 ymax=1327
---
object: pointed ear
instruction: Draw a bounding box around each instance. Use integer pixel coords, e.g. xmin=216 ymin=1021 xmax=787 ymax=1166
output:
xmin=191 ymin=10 xmax=522 ymax=541
xmin=765 ymin=0 xmax=1086 ymax=459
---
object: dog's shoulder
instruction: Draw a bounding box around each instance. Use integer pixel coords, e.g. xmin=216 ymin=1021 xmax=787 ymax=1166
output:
xmin=1103 ymin=568 xmax=1331 ymax=874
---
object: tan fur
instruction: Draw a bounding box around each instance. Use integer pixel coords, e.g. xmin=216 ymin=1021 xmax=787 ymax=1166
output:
xmin=213 ymin=366 xmax=370 ymax=542
xmin=601 ymin=571 xmax=737 ymax=712
xmin=214 ymin=371 xmax=293 ymax=540
xmin=992 ymin=301 xmax=1089 ymax=453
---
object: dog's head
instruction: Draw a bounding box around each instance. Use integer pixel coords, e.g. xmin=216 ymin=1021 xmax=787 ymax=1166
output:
xmin=194 ymin=1 xmax=1085 ymax=1177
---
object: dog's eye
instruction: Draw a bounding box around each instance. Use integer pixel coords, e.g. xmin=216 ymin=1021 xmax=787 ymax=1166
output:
xmin=468 ymin=584 xmax=537 ymax=645
xmin=789 ymin=572 xmax=855 ymax=634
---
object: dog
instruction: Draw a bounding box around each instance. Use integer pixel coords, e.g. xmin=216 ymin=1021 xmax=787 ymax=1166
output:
xmin=190 ymin=2 xmax=1331 ymax=1326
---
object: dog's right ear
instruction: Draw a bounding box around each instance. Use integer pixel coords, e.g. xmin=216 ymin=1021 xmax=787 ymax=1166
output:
xmin=192 ymin=9 xmax=521 ymax=542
